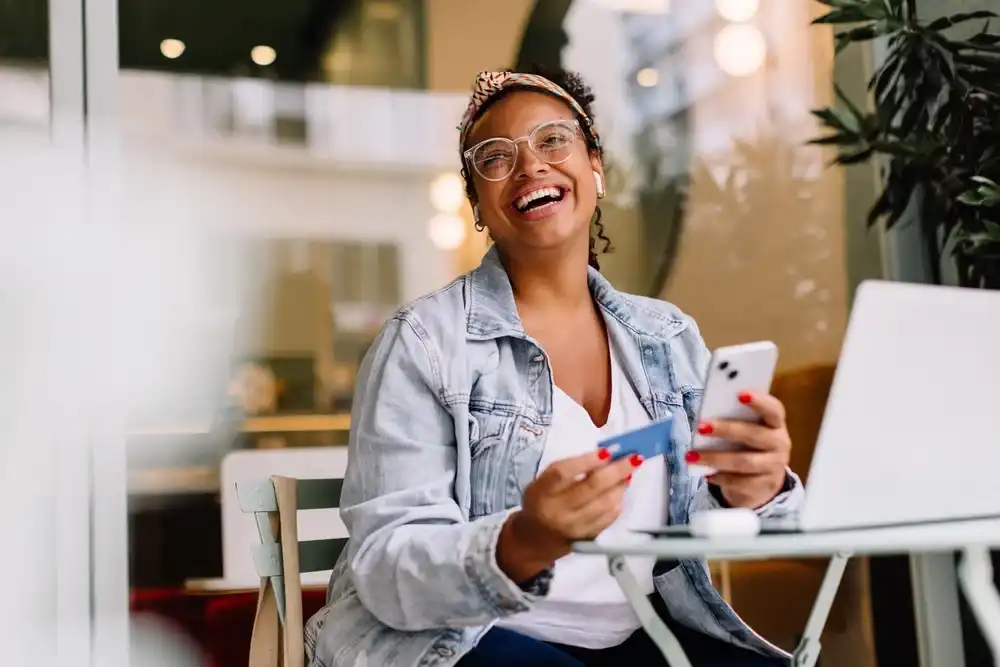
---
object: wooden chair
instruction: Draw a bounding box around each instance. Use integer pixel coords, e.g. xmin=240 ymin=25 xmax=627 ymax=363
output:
xmin=237 ymin=475 xmax=346 ymax=667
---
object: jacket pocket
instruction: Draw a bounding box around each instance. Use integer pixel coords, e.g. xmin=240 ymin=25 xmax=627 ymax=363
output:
xmin=467 ymin=409 xmax=514 ymax=519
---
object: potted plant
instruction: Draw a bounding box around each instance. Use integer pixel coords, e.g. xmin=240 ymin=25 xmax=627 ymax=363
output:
xmin=810 ymin=0 xmax=1000 ymax=289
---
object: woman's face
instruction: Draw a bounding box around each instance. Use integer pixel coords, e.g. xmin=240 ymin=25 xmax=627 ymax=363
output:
xmin=465 ymin=91 xmax=604 ymax=260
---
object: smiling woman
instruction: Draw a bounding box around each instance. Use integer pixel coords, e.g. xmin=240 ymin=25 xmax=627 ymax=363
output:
xmin=303 ymin=64 xmax=802 ymax=667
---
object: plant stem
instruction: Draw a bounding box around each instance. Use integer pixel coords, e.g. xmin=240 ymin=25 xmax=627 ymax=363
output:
xmin=905 ymin=0 xmax=917 ymax=24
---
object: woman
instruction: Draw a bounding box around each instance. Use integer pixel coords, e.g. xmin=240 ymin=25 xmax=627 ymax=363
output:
xmin=305 ymin=67 xmax=804 ymax=667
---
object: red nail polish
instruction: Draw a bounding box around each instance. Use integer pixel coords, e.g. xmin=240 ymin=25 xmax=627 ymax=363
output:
xmin=598 ymin=448 xmax=610 ymax=461
xmin=738 ymin=392 xmax=752 ymax=404
xmin=697 ymin=422 xmax=714 ymax=435
xmin=626 ymin=474 xmax=633 ymax=483
xmin=685 ymin=451 xmax=701 ymax=464
xmin=629 ymin=454 xmax=644 ymax=467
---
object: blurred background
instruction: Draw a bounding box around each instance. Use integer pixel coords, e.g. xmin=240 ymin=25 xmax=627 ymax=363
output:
xmin=2 ymin=0 xmax=991 ymax=666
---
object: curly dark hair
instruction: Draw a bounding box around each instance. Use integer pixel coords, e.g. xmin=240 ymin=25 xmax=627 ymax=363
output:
xmin=458 ymin=65 xmax=613 ymax=271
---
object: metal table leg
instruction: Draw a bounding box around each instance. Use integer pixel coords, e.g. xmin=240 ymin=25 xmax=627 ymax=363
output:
xmin=912 ymin=552 xmax=967 ymax=667
xmin=608 ymin=555 xmax=693 ymax=667
xmin=792 ymin=553 xmax=851 ymax=667
xmin=957 ymin=547 xmax=1000 ymax=664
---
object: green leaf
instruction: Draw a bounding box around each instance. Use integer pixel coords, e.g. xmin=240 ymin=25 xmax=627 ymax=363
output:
xmin=809 ymin=107 xmax=861 ymax=135
xmin=860 ymin=0 xmax=890 ymax=19
xmin=967 ymin=30 xmax=1000 ymax=47
xmin=927 ymin=10 xmax=997 ymax=31
xmin=835 ymin=23 xmax=891 ymax=53
xmin=971 ymin=175 xmax=999 ymax=186
xmin=884 ymin=0 xmax=902 ymax=19
xmin=813 ymin=7 xmax=877 ymax=24
xmin=807 ymin=134 xmax=854 ymax=146
xmin=984 ymin=219 xmax=1000 ymax=237
xmin=958 ymin=191 xmax=988 ymax=205
xmin=833 ymin=84 xmax=871 ymax=131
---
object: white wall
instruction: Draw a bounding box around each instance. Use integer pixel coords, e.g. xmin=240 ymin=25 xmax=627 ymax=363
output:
xmin=120 ymin=146 xmax=452 ymax=304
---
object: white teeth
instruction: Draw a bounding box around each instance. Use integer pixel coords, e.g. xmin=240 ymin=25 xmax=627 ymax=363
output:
xmin=515 ymin=187 xmax=563 ymax=211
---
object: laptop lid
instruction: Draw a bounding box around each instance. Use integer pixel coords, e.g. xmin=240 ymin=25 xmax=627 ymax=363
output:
xmin=800 ymin=280 xmax=1000 ymax=531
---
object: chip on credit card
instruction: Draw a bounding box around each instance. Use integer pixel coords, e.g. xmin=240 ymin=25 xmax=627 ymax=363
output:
xmin=597 ymin=416 xmax=674 ymax=462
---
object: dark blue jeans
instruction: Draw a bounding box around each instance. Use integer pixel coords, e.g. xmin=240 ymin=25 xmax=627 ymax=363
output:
xmin=457 ymin=610 xmax=787 ymax=667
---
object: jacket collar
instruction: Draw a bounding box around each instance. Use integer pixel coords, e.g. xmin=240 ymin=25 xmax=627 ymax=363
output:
xmin=464 ymin=246 xmax=686 ymax=341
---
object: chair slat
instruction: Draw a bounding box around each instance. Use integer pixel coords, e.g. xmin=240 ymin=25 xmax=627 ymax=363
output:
xmin=249 ymin=538 xmax=347 ymax=578
xmin=251 ymin=542 xmax=283 ymax=577
xmin=299 ymin=538 xmax=347 ymax=572
xmin=297 ymin=478 xmax=344 ymax=510
xmin=236 ymin=480 xmax=278 ymax=512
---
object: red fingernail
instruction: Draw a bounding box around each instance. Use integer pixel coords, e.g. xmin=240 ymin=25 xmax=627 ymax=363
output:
xmin=629 ymin=454 xmax=644 ymax=467
xmin=738 ymin=392 xmax=752 ymax=404
xmin=598 ymin=448 xmax=610 ymax=461
xmin=626 ymin=474 xmax=633 ymax=483
xmin=697 ymin=422 xmax=713 ymax=435
xmin=685 ymin=451 xmax=701 ymax=464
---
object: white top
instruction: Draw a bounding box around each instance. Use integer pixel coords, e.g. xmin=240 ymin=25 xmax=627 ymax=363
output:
xmin=497 ymin=345 xmax=668 ymax=649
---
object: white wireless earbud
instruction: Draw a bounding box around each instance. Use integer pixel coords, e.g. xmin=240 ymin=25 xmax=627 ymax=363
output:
xmin=593 ymin=171 xmax=605 ymax=199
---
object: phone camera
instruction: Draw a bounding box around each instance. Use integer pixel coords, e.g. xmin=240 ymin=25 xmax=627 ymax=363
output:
xmin=727 ymin=370 xmax=739 ymax=380
xmin=718 ymin=361 xmax=729 ymax=371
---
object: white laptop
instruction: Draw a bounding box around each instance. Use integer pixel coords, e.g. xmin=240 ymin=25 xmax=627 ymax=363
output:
xmin=652 ymin=279 xmax=1000 ymax=535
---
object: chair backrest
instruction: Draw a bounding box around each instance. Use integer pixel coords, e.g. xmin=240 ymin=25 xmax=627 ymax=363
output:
xmin=237 ymin=475 xmax=345 ymax=625
xmin=221 ymin=447 xmax=349 ymax=588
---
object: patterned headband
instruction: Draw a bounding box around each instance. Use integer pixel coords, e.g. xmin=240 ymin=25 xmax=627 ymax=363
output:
xmin=457 ymin=71 xmax=602 ymax=150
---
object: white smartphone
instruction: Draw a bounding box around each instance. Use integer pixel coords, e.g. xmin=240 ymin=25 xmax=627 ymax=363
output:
xmin=689 ymin=341 xmax=779 ymax=476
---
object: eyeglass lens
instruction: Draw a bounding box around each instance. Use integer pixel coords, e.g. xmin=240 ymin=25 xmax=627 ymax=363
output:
xmin=471 ymin=122 xmax=577 ymax=181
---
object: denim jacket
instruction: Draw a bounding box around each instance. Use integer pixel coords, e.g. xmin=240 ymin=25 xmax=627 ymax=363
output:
xmin=305 ymin=247 xmax=804 ymax=667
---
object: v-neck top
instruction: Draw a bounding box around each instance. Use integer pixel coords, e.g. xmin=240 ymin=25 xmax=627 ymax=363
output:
xmin=495 ymin=343 xmax=668 ymax=649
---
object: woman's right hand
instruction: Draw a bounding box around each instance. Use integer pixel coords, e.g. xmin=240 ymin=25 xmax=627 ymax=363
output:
xmin=497 ymin=449 xmax=642 ymax=583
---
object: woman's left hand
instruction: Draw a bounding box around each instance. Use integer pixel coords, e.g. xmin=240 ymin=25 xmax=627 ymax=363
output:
xmin=686 ymin=392 xmax=792 ymax=509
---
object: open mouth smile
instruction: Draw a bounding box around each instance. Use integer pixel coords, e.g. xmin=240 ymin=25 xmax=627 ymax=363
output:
xmin=511 ymin=186 xmax=568 ymax=217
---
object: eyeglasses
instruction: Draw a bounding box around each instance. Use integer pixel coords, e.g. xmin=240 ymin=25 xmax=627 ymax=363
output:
xmin=463 ymin=119 xmax=582 ymax=182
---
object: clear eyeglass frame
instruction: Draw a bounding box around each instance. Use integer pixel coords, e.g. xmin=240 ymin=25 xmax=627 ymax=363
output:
xmin=463 ymin=118 xmax=583 ymax=182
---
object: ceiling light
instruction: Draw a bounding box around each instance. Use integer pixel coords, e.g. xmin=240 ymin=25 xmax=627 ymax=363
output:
xmin=714 ymin=0 xmax=759 ymax=22
xmin=636 ymin=68 xmax=659 ymax=87
xmin=429 ymin=173 xmax=466 ymax=214
xmin=251 ymin=45 xmax=277 ymax=67
xmin=714 ymin=23 xmax=766 ymax=77
xmin=427 ymin=213 xmax=467 ymax=251
xmin=160 ymin=39 xmax=185 ymax=59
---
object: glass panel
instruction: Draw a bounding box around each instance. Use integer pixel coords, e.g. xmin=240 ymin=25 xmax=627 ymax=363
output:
xmin=119 ymin=1 xmax=861 ymax=657
xmin=119 ymin=0 xmax=450 ymax=599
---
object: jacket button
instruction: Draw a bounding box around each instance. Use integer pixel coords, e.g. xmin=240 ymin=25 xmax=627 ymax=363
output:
xmin=434 ymin=646 xmax=455 ymax=658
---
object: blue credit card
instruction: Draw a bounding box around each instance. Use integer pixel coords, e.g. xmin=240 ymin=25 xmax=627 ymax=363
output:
xmin=597 ymin=416 xmax=674 ymax=462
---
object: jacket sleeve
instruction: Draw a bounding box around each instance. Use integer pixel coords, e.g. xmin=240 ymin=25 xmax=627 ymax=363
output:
xmin=340 ymin=316 xmax=538 ymax=632
xmin=677 ymin=317 xmax=805 ymax=519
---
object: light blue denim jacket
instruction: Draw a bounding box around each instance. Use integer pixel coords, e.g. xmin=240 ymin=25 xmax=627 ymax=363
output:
xmin=305 ymin=247 xmax=804 ymax=667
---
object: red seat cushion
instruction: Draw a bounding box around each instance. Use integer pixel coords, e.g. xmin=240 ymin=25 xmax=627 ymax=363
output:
xmin=203 ymin=590 xmax=327 ymax=667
